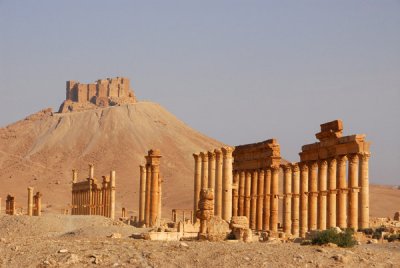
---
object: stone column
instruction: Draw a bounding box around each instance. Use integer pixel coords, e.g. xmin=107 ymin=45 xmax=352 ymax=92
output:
xmin=139 ymin=165 xmax=146 ymax=224
xmin=208 ymin=151 xmax=216 ymax=190
xmin=35 ymin=192 xmax=42 ymax=216
xmin=193 ymin=154 xmax=201 ymax=223
xmin=256 ymin=169 xmax=265 ymax=231
xmin=158 ymin=175 xmax=162 ymax=225
xmin=244 ymin=171 xmax=251 ymax=220
xmin=283 ymin=164 xmax=292 ymax=235
xmin=238 ymin=171 xmax=245 ymax=216
xmin=263 ymin=168 xmax=271 ymax=231
xmin=72 ymin=169 xmax=78 ymax=183
xmin=348 ymin=154 xmax=359 ymax=230
xmin=214 ymin=149 xmax=223 ymax=217
xmin=359 ymin=153 xmax=370 ymax=229
xmin=299 ymin=163 xmax=309 ymax=237
xmin=337 ymin=155 xmax=348 ymax=229
xmin=308 ymin=162 xmax=318 ymax=231
xmin=122 ymin=207 xmax=126 ymax=218
xmin=200 ymin=152 xmax=209 ymax=189
xmin=291 ymin=163 xmax=300 ymax=237
xmin=318 ymin=160 xmax=328 ymax=230
xmin=110 ymin=170 xmax=116 ymax=220
xmin=28 ymin=187 xmax=34 ymax=216
xmin=232 ymin=171 xmax=239 ymax=217
xmin=327 ymin=158 xmax=337 ymax=228
xmin=145 ymin=163 xmax=152 ymax=226
xmin=89 ymin=164 xmax=94 ymax=179
xmin=221 ymin=146 xmax=234 ymax=222
xmin=270 ymin=165 xmax=280 ymax=233
xmin=150 ymin=167 xmax=160 ymax=226
xmin=250 ymin=170 xmax=258 ymax=229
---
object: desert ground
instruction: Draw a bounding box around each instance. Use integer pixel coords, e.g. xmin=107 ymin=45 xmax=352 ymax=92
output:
xmin=0 ymin=214 xmax=399 ymax=268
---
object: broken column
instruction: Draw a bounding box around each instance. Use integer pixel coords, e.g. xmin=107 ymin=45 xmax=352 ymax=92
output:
xmin=337 ymin=155 xmax=347 ymax=229
xmin=214 ymin=149 xmax=223 ymax=218
xmin=193 ymin=153 xmax=201 ymax=223
xmin=359 ymin=153 xmax=370 ymax=229
xmin=33 ymin=192 xmax=42 ymax=216
xmin=291 ymin=163 xmax=300 ymax=236
xmin=139 ymin=165 xmax=146 ymax=224
xmin=221 ymin=146 xmax=234 ymax=222
xmin=28 ymin=187 xmax=34 ymax=216
xmin=282 ymin=164 xmax=292 ymax=235
xmin=196 ymin=188 xmax=214 ymax=239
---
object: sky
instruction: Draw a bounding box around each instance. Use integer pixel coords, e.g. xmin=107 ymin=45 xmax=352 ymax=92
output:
xmin=0 ymin=1 xmax=399 ymax=185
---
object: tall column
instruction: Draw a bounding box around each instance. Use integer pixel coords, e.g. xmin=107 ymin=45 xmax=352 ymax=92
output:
xmin=158 ymin=175 xmax=162 ymax=225
xmin=89 ymin=164 xmax=94 ymax=179
xmin=263 ymin=168 xmax=271 ymax=231
xmin=139 ymin=165 xmax=146 ymax=224
xmin=200 ymin=152 xmax=209 ymax=189
xmin=318 ymin=160 xmax=328 ymax=230
xmin=208 ymin=151 xmax=216 ymax=190
xmin=250 ymin=170 xmax=258 ymax=229
xmin=221 ymin=146 xmax=234 ymax=222
xmin=327 ymin=158 xmax=337 ymax=228
xmin=214 ymin=149 xmax=223 ymax=218
xmin=149 ymin=149 xmax=162 ymax=227
xmin=308 ymin=162 xmax=318 ymax=231
xmin=238 ymin=171 xmax=245 ymax=216
xmin=110 ymin=170 xmax=116 ymax=220
xmin=291 ymin=163 xmax=300 ymax=237
xmin=270 ymin=165 xmax=279 ymax=233
xmin=193 ymin=154 xmax=201 ymax=223
xmin=232 ymin=172 xmax=239 ymax=217
xmin=348 ymin=154 xmax=359 ymax=230
xmin=283 ymin=164 xmax=292 ymax=235
xmin=145 ymin=163 xmax=152 ymax=226
xmin=359 ymin=153 xmax=370 ymax=229
xmin=256 ymin=169 xmax=265 ymax=231
xmin=337 ymin=155 xmax=347 ymax=229
xmin=28 ymin=187 xmax=34 ymax=216
xmin=244 ymin=171 xmax=251 ymax=220
xmin=299 ymin=163 xmax=309 ymax=237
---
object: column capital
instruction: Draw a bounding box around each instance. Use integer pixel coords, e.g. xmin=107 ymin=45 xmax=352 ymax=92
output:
xmin=199 ymin=152 xmax=209 ymax=161
xmin=291 ymin=163 xmax=300 ymax=172
xmin=270 ymin=165 xmax=280 ymax=172
xmin=258 ymin=168 xmax=265 ymax=175
xmin=214 ymin=148 xmax=222 ymax=157
xmin=265 ymin=168 xmax=271 ymax=176
xmin=328 ymin=157 xmax=337 ymax=167
xmin=336 ymin=155 xmax=347 ymax=164
xmin=300 ymin=162 xmax=308 ymax=172
xmin=207 ymin=151 xmax=216 ymax=160
xmin=318 ymin=160 xmax=328 ymax=168
xmin=359 ymin=152 xmax=371 ymax=161
xmin=308 ymin=161 xmax=318 ymax=170
xmin=281 ymin=163 xmax=292 ymax=173
xmin=348 ymin=154 xmax=359 ymax=164
xmin=221 ymin=146 xmax=234 ymax=157
xmin=193 ymin=153 xmax=200 ymax=160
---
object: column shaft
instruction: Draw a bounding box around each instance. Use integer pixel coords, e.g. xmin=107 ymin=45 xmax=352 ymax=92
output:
xmin=256 ymin=169 xmax=265 ymax=231
xmin=150 ymin=165 xmax=160 ymax=226
xmin=244 ymin=171 xmax=251 ymax=220
xmin=110 ymin=171 xmax=116 ymax=220
xmin=270 ymin=166 xmax=279 ymax=233
xmin=238 ymin=171 xmax=245 ymax=216
xmin=283 ymin=164 xmax=292 ymax=235
xmin=200 ymin=152 xmax=209 ymax=189
xmin=263 ymin=169 xmax=271 ymax=231
xmin=208 ymin=151 xmax=216 ymax=190
xmin=28 ymin=187 xmax=34 ymax=216
xmin=193 ymin=154 xmax=201 ymax=223
xmin=308 ymin=162 xmax=318 ymax=231
xmin=348 ymin=154 xmax=359 ymax=230
xmin=145 ymin=164 xmax=152 ymax=226
xmin=291 ymin=164 xmax=300 ymax=237
xmin=327 ymin=158 xmax=337 ymax=228
xmin=232 ymin=171 xmax=239 ymax=217
xmin=139 ymin=165 xmax=146 ymax=223
xmin=337 ymin=155 xmax=348 ymax=229
xmin=214 ymin=149 xmax=223 ymax=218
xmin=221 ymin=147 xmax=234 ymax=222
xmin=250 ymin=170 xmax=258 ymax=229
xmin=359 ymin=153 xmax=370 ymax=229
xmin=318 ymin=160 xmax=328 ymax=230
xmin=299 ymin=163 xmax=309 ymax=237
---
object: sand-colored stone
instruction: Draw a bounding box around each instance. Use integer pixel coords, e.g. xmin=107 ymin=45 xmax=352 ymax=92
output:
xmin=318 ymin=160 xmax=328 ymax=230
xmin=263 ymin=168 xmax=271 ymax=231
xmin=214 ymin=149 xmax=223 ymax=218
xmin=256 ymin=169 xmax=264 ymax=231
xmin=359 ymin=153 xmax=370 ymax=229
xmin=200 ymin=152 xmax=209 ymax=190
xmin=291 ymin=163 xmax=300 ymax=236
xmin=299 ymin=163 xmax=309 ymax=237
xmin=308 ymin=162 xmax=318 ymax=231
xmin=193 ymin=154 xmax=201 ymax=223
xmin=221 ymin=146 xmax=234 ymax=222
xmin=250 ymin=170 xmax=258 ymax=229
xmin=238 ymin=171 xmax=245 ymax=217
xmin=270 ymin=165 xmax=279 ymax=232
xmin=337 ymin=155 xmax=347 ymax=229
xmin=139 ymin=165 xmax=146 ymax=224
xmin=348 ymin=154 xmax=359 ymax=230
xmin=327 ymin=158 xmax=337 ymax=228
xmin=282 ymin=164 xmax=292 ymax=235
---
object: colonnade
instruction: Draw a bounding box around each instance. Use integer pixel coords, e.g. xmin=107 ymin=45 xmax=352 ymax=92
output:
xmin=71 ymin=165 xmax=116 ymax=220
xmin=193 ymin=146 xmax=234 ymax=223
xmin=27 ymin=187 xmax=42 ymax=216
xmin=138 ymin=149 xmax=162 ymax=227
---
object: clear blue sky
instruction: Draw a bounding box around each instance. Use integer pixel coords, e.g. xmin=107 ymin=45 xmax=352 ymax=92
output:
xmin=0 ymin=1 xmax=399 ymax=184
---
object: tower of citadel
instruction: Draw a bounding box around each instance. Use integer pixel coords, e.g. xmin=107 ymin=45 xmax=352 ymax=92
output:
xmin=58 ymin=77 xmax=136 ymax=113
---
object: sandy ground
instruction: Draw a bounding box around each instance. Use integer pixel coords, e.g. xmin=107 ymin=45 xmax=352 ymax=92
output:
xmin=0 ymin=215 xmax=399 ymax=268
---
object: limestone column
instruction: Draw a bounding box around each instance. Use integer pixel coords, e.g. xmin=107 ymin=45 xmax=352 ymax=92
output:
xmin=318 ymin=160 xmax=328 ymax=230
xmin=35 ymin=192 xmax=42 ymax=216
xmin=139 ymin=165 xmax=146 ymax=224
xmin=327 ymin=158 xmax=337 ymax=228
xmin=238 ymin=171 xmax=245 ymax=216
xmin=200 ymin=152 xmax=209 ymax=189
xmin=244 ymin=171 xmax=251 ymax=220
xmin=249 ymin=170 xmax=258 ymax=229
xmin=208 ymin=151 xmax=216 ymax=190
xmin=263 ymin=168 xmax=271 ymax=231
xmin=291 ymin=163 xmax=300 ymax=237
xmin=256 ymin=169 xmax=265 ymax=231
xmin=72 ymin=169 xmax=78 ymax=183
xmin=193 ymin=154 xmax=201 ymax=223
xmin=214 ymin=149 xmax=223 ymax=218
xmin=308 ymin=162 xmax=318 ymax=231
xmin=283 ymin=164 xmax=292 ymax=235
xmin=348 ymin=154 xmax=359 ymax=230
xmin=299 ymin=163 xmax=309 ymax=237
xmin=110 ymin=170 xmax=116 ymax=220
xmin=270 ymin=165 xmax=280 ymax=233
xmin=28 ymin=187 xmax=34 ymax=216
xmin=232 ymin=171 xmax=239 ymax=217
xmin=149 ymin=150 xmax=162 ymax=227
xmin=158 ymin=175 xmax=162 ymax=225
xmin=359 ymin=153 xmax=370 ymax=229
xmin=145 ymin=163 xmax=152 ymax=226
xmin=122 ymin=207 xmax=126 ymax=218
xmin=89 ymin=164 xmax=94 ymax=179
xmin=221 ymin=146 xmax=234 ymax=222
xmin=337 ymin=155 xmax=348 ymax=229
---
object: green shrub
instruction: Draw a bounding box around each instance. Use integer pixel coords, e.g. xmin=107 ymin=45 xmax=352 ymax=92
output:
xmin=311 ymin=228 xmax=357 ymax=248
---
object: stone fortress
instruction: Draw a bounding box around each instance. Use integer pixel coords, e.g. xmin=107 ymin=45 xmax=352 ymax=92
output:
xmin=58 ymin=77 xmax=136 ymax=113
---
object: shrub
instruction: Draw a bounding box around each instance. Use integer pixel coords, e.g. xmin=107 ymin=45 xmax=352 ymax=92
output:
xmin=311 ymin=228 xmax=357 ymax=248
xmin=387 ymin=234 xmax=400 ymax=242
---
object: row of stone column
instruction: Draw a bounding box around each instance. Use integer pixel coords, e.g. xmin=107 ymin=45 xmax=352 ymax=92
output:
xmin=232 ymin=166 xmax=281 ymax=233
xmin=139 ymin=149 xmax=162 ymax=227
xmin=193 ymin=146 xmax=234 ymax=223
xmin=3 ymin=188 xmax=42 ymax=216
xmin=281 ymin=153 xmax=370 ymax=237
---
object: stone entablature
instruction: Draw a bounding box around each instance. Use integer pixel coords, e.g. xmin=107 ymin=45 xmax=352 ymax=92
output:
xmin=58 ymin=77 xmax=136 ymax=113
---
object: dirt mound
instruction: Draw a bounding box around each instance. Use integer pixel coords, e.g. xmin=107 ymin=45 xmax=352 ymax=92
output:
xmin=0 ymin=102 xmax=223 ymax=215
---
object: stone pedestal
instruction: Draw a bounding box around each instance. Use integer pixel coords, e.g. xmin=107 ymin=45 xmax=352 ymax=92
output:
xmin=270 ymin=166 xmax=279 ymax=232
xmin=250 ymin=170 xmax=258 ymax=229
xmin=318 ymin=160 xmax=328 ymax=230
xmin=337 ymin=155 xmax=347 ymax=229
xmin=327 ymin=158 xmax=337 ymax=228
xmin=308 ymin=162 xmax=318 ymax=230
xmin=139 ymin=165 xmax=146 ymax=224
xmin=193 ymin=154 xmax=201 ymax=223
xmin=348 ymin=154 xmax=359 ymax=230
xmin=221 ymin=147 xmax=234 ymax=222
xmin=256 ymin=169 xmax=265 ymax=231
xmin=282 ymin=164 xmax=292 ymax=235
xmin=359 ymin=153 xmax=370 ymax=229
xmin=299 ymin=163 xmax=308 ymax=237
xmin=214 ymin=149 xmax=223 ymax=217
xmin=263 ymin=168 xmax=271 ymax=231
xmin=28 ymin=187 xmax=34 ymax=216
xmin=291 ymin=164 xmax=300 ymax=236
